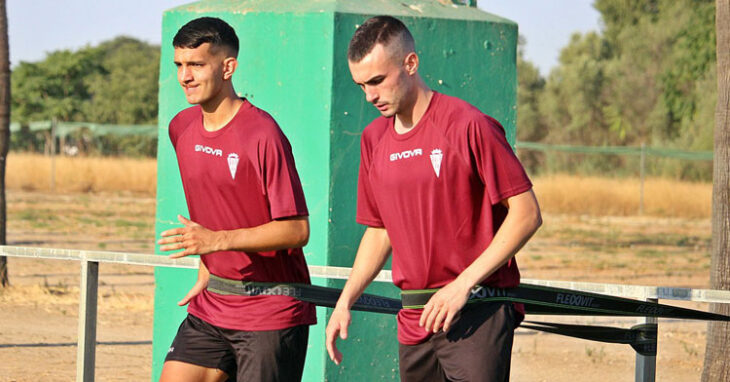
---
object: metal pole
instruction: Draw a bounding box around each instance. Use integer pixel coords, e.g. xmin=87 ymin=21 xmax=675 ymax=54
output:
xmin=639 ymin=142 xmax=646 ymax=215
xmin=76 ymin=260 xmax=98 ymax=382
xmin=50 ymin=118 xmax=56 ymax=192
xmin=635 ymin=297 xmax=658 ymax=382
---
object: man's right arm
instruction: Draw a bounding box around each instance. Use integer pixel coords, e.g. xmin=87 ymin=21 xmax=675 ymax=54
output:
xmin=325 ymin=226 xmax=392 ymax=365
xmin=177 ymin=259 xmax=210 ymax=306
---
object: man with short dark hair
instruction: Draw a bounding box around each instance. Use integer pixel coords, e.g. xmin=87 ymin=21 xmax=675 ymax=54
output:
xmin=157 ymin=17 xmax=315 ymax=382
xmin=325 ymin=15 xmax=542 ymax=381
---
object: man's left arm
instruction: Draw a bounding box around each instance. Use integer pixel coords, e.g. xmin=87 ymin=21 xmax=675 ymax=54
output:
xmin=158 ymin=214 xmax=309 ymax=258
xmin=419 ymin=189 xmax=541 ymax=332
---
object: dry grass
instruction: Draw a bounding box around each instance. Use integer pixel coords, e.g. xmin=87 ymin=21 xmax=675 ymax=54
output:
xmin=7 ymin=152 xmax=156 ymax=195
xmin=533 ymin=174 xmax=712 ymax=218
xmin=6 ymin=153 xmax=713 ymax=219
xmin=0 ymin=284 xmax=153 ymax=313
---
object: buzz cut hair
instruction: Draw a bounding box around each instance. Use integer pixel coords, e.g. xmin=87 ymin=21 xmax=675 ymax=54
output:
xmin=173 ymin=17 xmax=239 ymax=57
xmin=347 ymin=16 xmax=415 ymax=63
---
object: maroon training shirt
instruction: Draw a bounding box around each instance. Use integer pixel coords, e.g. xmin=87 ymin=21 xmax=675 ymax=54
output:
xmin=356 ymin=92 xmax=532 ymax=344
xmin=169 ymin=99 xmax=316 ymax=331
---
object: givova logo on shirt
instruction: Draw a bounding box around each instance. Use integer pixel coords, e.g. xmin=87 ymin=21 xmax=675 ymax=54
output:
xmin=195 ymin=144 xmax=222 ymax=157
xmin=389 ymin=148 xmax=422 ymax=161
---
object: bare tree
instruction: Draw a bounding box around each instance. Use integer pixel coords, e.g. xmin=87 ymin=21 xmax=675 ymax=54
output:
xmin=702 ymin=0 xmax=730 ymax=380
xmin=0 ymin=0 xmax=9 ymax=287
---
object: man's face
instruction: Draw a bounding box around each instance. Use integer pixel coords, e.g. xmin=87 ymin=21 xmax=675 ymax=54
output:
xmin=349 ymin=43 xmax=411 ymax=117
xmin=173 ymin=43 xmax=228 ymax=106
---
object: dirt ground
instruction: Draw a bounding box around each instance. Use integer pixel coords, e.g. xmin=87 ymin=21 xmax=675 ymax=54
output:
xmin=0 ymin=191 xmax=716 ymax=381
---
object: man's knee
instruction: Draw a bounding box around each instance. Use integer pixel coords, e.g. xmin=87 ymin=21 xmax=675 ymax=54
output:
xmin=160 ymin=360 xmax=229 ymax=382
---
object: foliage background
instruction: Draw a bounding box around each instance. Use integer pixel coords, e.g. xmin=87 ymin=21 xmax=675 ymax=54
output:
xmin=516 ymin=0 xmax=716 ymax=180
xmin=10 ymin=37 xmax=159 ymax=156
xmin=8 ymin=0 xmax=718 ymax=174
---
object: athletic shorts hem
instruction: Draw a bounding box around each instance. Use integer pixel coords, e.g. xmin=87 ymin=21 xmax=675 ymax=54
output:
xmin=164 ymin=354 xmax=225 ymax=371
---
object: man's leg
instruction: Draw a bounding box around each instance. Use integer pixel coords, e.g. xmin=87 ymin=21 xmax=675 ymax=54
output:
xmin=160 ymin=314 xmax=236 ymax=382
xmin=225 ymin=324 xmax=309 ymax=382
xmin=399 ymin=338 xmax=447 ymax=382
xmin=159 ymin=361 xmax=229 ymax=382
xmin=435 ymin=302 xmax=518 ymax=382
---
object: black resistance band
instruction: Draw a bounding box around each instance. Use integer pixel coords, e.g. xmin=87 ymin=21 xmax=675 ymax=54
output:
xmin=401 ymin=284 xmax=730 ymax=321
xmin=207 ymin=275 xmax=729 ymax=356
xmin=207 ymin=274 xmax=401 ymax=314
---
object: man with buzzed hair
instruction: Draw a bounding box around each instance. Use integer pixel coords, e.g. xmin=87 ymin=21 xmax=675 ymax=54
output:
xmin=325 ymin=15 xmax=542 ymax=381
xmin=157 ymin=17 xmax=315 ymax=382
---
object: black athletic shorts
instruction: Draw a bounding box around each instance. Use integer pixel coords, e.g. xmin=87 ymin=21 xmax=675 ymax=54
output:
xmin=165 ymin=314 xmax=309 ymax=382
xmin=398 ymin=302 xmax=519 ymax=382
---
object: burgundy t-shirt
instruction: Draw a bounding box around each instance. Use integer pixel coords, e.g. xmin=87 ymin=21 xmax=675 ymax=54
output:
xmin=357 ymin=92 xmax=532 ymax=344
xmin=168 ymin=99 xmax=316 ymax=331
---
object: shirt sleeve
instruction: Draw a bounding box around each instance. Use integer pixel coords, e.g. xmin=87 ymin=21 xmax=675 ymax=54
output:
xmin=356 ymin=132 xmax=384 ymax=227
xmin=258 ymin=129 xmax=309 ymax=220
xmin=168 ymin=117 xmax=180 ymax=149
xmin=468 ymin=115 xmax=532 ymax=205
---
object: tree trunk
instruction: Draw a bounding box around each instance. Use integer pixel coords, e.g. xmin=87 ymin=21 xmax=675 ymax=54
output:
xmin=0 ymin=0 xmax=8 ymax=287
xmin=702 ymin=0 xmax=730 ymax=380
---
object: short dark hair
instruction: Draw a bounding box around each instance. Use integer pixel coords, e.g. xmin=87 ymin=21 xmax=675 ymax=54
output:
xmin=173 ymin=17 xmax=239 ymax=57
xmin=348 ymin=16 xmax=415 ymax=62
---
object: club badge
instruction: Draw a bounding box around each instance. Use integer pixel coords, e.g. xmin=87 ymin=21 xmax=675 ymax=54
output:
xmin=430 ymin=149 xmax=442 ymax=177
xmin=227 ymin=153 xmax=239 ymax=179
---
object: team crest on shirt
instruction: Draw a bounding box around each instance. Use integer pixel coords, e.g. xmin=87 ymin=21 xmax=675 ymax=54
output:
xmin=430 ymin=149 xmax=443 ymax=177
xmin=227 ymin=153 xmax=239 ymax=179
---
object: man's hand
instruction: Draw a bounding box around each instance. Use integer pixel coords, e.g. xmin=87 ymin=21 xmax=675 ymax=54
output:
xmin=158 ymin=215 xmax=224 ymax=258
xmin=325 ymin=306 xmax=352 ymax=365
xmin=419 ymin=278 xmax=472 ymax=333
xmin=178 ymin=273 xmax=209 ymax=306
xmin=177 ymin=257 xmax=211 ymax=307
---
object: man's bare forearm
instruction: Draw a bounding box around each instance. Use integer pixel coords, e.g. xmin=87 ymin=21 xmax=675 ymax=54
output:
xmin=336 ymin=227 xmax=392 ymax=309
xmin=457 ymin=189 xmax=542 ymax=288
xmin=218 ymin=216 xmax=309 ymax=253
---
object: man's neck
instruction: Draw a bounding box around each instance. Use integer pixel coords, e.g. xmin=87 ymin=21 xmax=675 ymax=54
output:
xmin=200 ymin=88 xmax=244 ymax=132
xmin=394 ymin=83 xmax=433 ymax=134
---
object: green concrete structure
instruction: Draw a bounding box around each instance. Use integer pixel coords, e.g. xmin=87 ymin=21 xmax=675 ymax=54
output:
xmin=153 ymin=1 xmax=517 ymax=380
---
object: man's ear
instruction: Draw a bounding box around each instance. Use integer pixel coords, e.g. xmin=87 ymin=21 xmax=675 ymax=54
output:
xmin=403 ymin=52 xmax=419 ymax=76
xmin=222 ymin=57 xmax=238 ymax=80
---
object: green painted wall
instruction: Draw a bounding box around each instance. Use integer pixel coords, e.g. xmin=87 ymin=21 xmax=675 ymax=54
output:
xmin=153 ymin=1 xmax=516 ymax=381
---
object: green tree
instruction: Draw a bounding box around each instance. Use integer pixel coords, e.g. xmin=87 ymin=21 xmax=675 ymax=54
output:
xmin=659 ymin=1 xmax=716 ymax=148
xmin=594 ymin=0 xmax=659 ymax=45
xmin=540 ymin=32 xmax=612 ymax=145
xmin=11 ymin=37 xmax=160 ymax=125
xmin=531 ymin=0 xmax=717 ymax=179
xmin=10 ymin=37 xmax=160 ymax=157
xmin=515 ymin=36 xmax=547 ymax=173
xmin=84 ymin=36 xmax=160 ymax=124
xmin=580 ymin=0 xmax=716 ymax=149
xmin=11 ymin=48 xmax=102 ymax=123
xmin=516 ymin=36 xmax=546 ymax=143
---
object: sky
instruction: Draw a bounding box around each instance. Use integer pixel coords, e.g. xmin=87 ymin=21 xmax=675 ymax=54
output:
xmin=8 ymin=0 xmax=601 ymax=76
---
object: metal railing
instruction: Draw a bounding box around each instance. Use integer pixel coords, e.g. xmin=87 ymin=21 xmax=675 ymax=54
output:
xmin=2 ymin=245 xmax=729 ymax=382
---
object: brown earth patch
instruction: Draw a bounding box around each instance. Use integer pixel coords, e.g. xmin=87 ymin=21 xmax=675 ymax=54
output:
xmin=0 ymin=190 xmax=715 ymax=381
